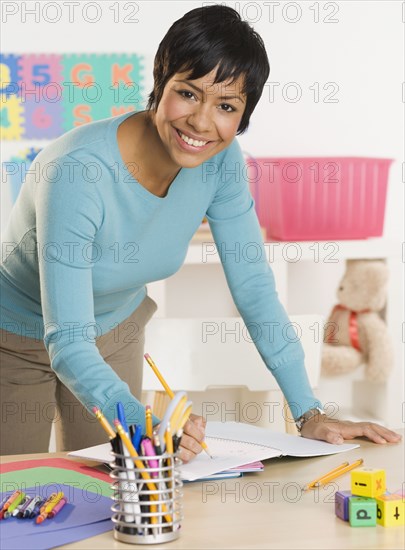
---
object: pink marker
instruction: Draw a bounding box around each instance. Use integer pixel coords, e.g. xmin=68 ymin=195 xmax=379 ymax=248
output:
xmin=141 ymin=437 xmax=159 ymax=478
xmin=47 ymin=497 xmax=67 ymax=519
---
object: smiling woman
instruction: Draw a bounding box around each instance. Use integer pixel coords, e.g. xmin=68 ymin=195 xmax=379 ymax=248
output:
xmin=0 ymin=5 xmax=401 ymax=458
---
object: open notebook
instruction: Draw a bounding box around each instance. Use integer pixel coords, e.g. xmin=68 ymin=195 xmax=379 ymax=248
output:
xmin=68 ymin=421 xmax=359 ymax=482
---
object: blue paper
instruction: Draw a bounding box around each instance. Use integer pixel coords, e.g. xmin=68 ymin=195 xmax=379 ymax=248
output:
xmin=2 ymin=520 xmax=113 ymax=550
xmin=0 ymin=484 xmax=113 ymax=550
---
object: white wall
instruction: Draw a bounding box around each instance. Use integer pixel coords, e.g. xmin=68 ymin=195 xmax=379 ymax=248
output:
xmin=2 ymin=0 xmax=403 ymax=237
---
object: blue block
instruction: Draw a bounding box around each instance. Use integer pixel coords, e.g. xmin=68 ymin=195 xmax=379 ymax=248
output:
xmin=335 ymin=490 xmax=352 ymax=521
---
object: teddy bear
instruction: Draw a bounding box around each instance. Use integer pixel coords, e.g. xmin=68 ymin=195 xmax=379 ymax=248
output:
xmin=321 ymin=259 xmax=393 ymax=383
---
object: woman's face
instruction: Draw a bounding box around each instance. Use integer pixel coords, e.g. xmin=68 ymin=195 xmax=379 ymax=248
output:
xmin=153 ymin=67 xmax=246 ymax=169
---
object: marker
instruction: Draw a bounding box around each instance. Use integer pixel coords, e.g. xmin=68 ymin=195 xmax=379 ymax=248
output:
xmin=21 ymin=496 xmax=43 ymax=519
xmin=153 ymin=432 xmax=162 ymax=455
xmin=47 ymin=497 xmax=67 ymax=518
xmin=132 ymin=424 xmax=143 ymax=452
xmin=1 ymin=490 xmax=23 ymax=515
xmin=141 ymin=437 xmax=159 ymax=478
xmin=116 ymin=402 xmax=129 ymax=434
xmin=16 ymin=496 xmax=34 ymax=518
xmin=173 ymin=428 xmax=184 ymax=453
xmin=12 ymin=495 xmax=30 ymax=516
xmin=29 ymin=498 xmax=46 ymax=519
xmin=36 ymin=492 xmax=64 ymax=524
xmin=3 ymin=492 xmax=26 ymax=519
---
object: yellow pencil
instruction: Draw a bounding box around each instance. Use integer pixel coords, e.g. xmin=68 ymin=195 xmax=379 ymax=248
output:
xmin=144 ymin=353 xmax=213 ymax=459
xmin=302 ymin=462 xmax=349 ymax=491
xmin=92 ymin=406 xmax=116 ymax=439
xmin=165 ymin=422 xmax=174 ymax=455
xmin=144 ymin=354 xmax=174 ymax=399
xmin=145 ymin=405 xmax=153 ymax=438
xmin=313 ymin=459 xmax=364 ymax=487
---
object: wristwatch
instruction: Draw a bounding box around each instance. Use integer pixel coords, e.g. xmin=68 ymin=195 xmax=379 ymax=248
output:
xmin=295 ymin=407 xmax=326 ymax=433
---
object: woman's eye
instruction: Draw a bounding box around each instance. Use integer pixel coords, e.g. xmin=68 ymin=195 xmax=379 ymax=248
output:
xmin=219 ymin=103 xmax=236 ymax=113
xmin=178 ymin=90 xmax=195 ymax=100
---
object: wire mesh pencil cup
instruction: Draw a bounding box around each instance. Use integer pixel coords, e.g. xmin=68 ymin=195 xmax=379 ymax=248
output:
xmin=110 ymin=451 xmax=183 ymax=544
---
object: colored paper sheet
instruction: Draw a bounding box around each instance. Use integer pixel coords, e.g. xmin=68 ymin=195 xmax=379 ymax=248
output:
xmin=1 ymin=467 xmax=111 ymax=497
xmin=2 ymin=519 xmax=112 ymax=550
xmin=0 ymin=484 xmax=113 ymax=549
xmin=0 ymin=457 xmax=110 ymax=483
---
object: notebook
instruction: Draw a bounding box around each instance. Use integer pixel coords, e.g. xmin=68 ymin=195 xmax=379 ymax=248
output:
xmin=68 ymin=421 xmax=359 ymax=481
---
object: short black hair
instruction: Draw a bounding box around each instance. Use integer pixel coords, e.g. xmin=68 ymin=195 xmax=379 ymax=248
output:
xmin=146 ymin=5 xmax=270 ymax=135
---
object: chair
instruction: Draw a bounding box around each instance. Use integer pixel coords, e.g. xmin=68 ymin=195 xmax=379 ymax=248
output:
xmin=143 ymin=315 xmax=324 ymax=434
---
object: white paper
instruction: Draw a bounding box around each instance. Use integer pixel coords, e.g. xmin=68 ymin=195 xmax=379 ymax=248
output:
xmin=68 ymin=421 xmax=359 ymax=481
xmin=206 ymin=421 xmax=360 ymax=457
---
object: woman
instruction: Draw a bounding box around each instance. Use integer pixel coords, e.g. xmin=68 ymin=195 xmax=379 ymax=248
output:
xmin=0 ymin=6 xmax=400 ymax=459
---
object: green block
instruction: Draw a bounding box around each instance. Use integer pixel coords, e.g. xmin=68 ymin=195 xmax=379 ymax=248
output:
xmin=349 ymin=497 xmax=377 ymax=527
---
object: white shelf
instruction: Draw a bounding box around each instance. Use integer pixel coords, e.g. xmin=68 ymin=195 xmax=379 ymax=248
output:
xmin=149 ymin=236 xmax=403 ymax=429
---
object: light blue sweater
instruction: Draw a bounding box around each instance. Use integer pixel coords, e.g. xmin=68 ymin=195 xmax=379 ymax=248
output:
xmin=0 ymin=110 xmax=322 ymax=430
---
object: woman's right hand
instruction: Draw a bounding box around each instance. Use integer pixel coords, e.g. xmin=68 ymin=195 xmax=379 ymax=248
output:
xmin=178 ymin=413 xmax=206 ymax=463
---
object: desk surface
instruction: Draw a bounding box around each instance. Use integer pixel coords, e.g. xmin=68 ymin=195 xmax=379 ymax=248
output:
xmin=2 ymin=432 xmax=404 ymax=550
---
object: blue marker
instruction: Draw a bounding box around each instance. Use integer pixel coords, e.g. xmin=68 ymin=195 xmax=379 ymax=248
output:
xmin=29 ymin=497 xmax=45 ymax=518
xmin=131 ymin=424 xmax=142 ymax=452
xmin=116 ymin=402 xmax=129 ymax=434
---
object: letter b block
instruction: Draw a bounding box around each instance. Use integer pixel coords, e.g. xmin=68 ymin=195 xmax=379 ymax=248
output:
xmin=351 ymin=468 xmax=386 ymax=498
xmin=376 ymin=494 xmax=405 ymax=527
xmin=349 ymin=497 xmax=377 ymax=527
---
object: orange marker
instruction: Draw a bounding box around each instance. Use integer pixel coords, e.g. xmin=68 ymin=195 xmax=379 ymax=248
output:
xmin=1 ymin=490 xmax=22 ymax=514
xmin=36 ymin=492 xmax=64 ymax=524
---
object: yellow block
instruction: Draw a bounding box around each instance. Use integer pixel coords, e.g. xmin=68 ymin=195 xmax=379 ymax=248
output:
xmin=351 ymin=468 xmax=386 ymax=498
xmin=376 ymin=494 xmax=405 ymax=527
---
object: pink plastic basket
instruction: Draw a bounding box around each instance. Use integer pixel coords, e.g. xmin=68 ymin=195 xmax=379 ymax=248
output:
xmin=246 ymin=157 xmax=393 ymax=241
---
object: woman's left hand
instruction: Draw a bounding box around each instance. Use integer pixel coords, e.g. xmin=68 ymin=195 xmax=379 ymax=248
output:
xmin=300 ymin=414 xmax=402 ymax=445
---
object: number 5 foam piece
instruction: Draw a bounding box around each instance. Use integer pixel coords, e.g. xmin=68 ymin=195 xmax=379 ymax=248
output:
xmin=335 ymin=490 xmax=351 ymax=521
xmin=349 ymin=497 xmax=377 ymax=527
xmin=351 ymin=467 xmax=386 ymax=498
xmin=376 ymin=494 xmax=405 ymax=527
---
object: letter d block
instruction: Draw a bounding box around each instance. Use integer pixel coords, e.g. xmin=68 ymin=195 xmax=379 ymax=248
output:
xmin=376 ymin=494 xmax=405 ymax=527
xmin=335 ymin=490 xmax=351 ymax=521
xmin=351 ymin=468 xmax=386 ymax=498
xmin=349 ymin=497 xmax=377 ymax=527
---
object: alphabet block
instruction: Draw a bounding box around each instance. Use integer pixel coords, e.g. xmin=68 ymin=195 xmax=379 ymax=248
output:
xmin=351 ymin=468 xmax=386 ymax=498
xmin=349 ymin=497 xmax=377 ymax=527
xmin=376 ymin=494 xmax=405 ymax=527
xmin=335 ymin=490 xmax=351 ymax=521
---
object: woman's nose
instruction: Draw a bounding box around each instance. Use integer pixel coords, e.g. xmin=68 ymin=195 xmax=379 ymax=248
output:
xmin=186 ymin=105 xmax=213 ymax=134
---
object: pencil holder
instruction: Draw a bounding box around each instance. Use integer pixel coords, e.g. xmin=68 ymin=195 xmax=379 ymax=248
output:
xmin=110 ymin=451 xmax=183 ymax=544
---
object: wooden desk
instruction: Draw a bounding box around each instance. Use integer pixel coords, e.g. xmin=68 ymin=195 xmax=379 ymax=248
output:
xmin=2 ymin=431 xmax=404 ymax=549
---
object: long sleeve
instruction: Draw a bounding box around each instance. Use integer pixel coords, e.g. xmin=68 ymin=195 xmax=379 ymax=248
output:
xmin=206 ymin=140 xmax=322 ymax=420
xmin=35 ymin=154 xmax=157 ymax=429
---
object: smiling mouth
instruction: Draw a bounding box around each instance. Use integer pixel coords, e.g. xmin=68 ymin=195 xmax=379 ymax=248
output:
xmin=176 ymin=129 xmax=212 ymax=148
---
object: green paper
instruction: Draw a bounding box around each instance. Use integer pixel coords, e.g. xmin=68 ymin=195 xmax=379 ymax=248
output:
xmin=0 ymin=467 xmax=111 ymax=497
